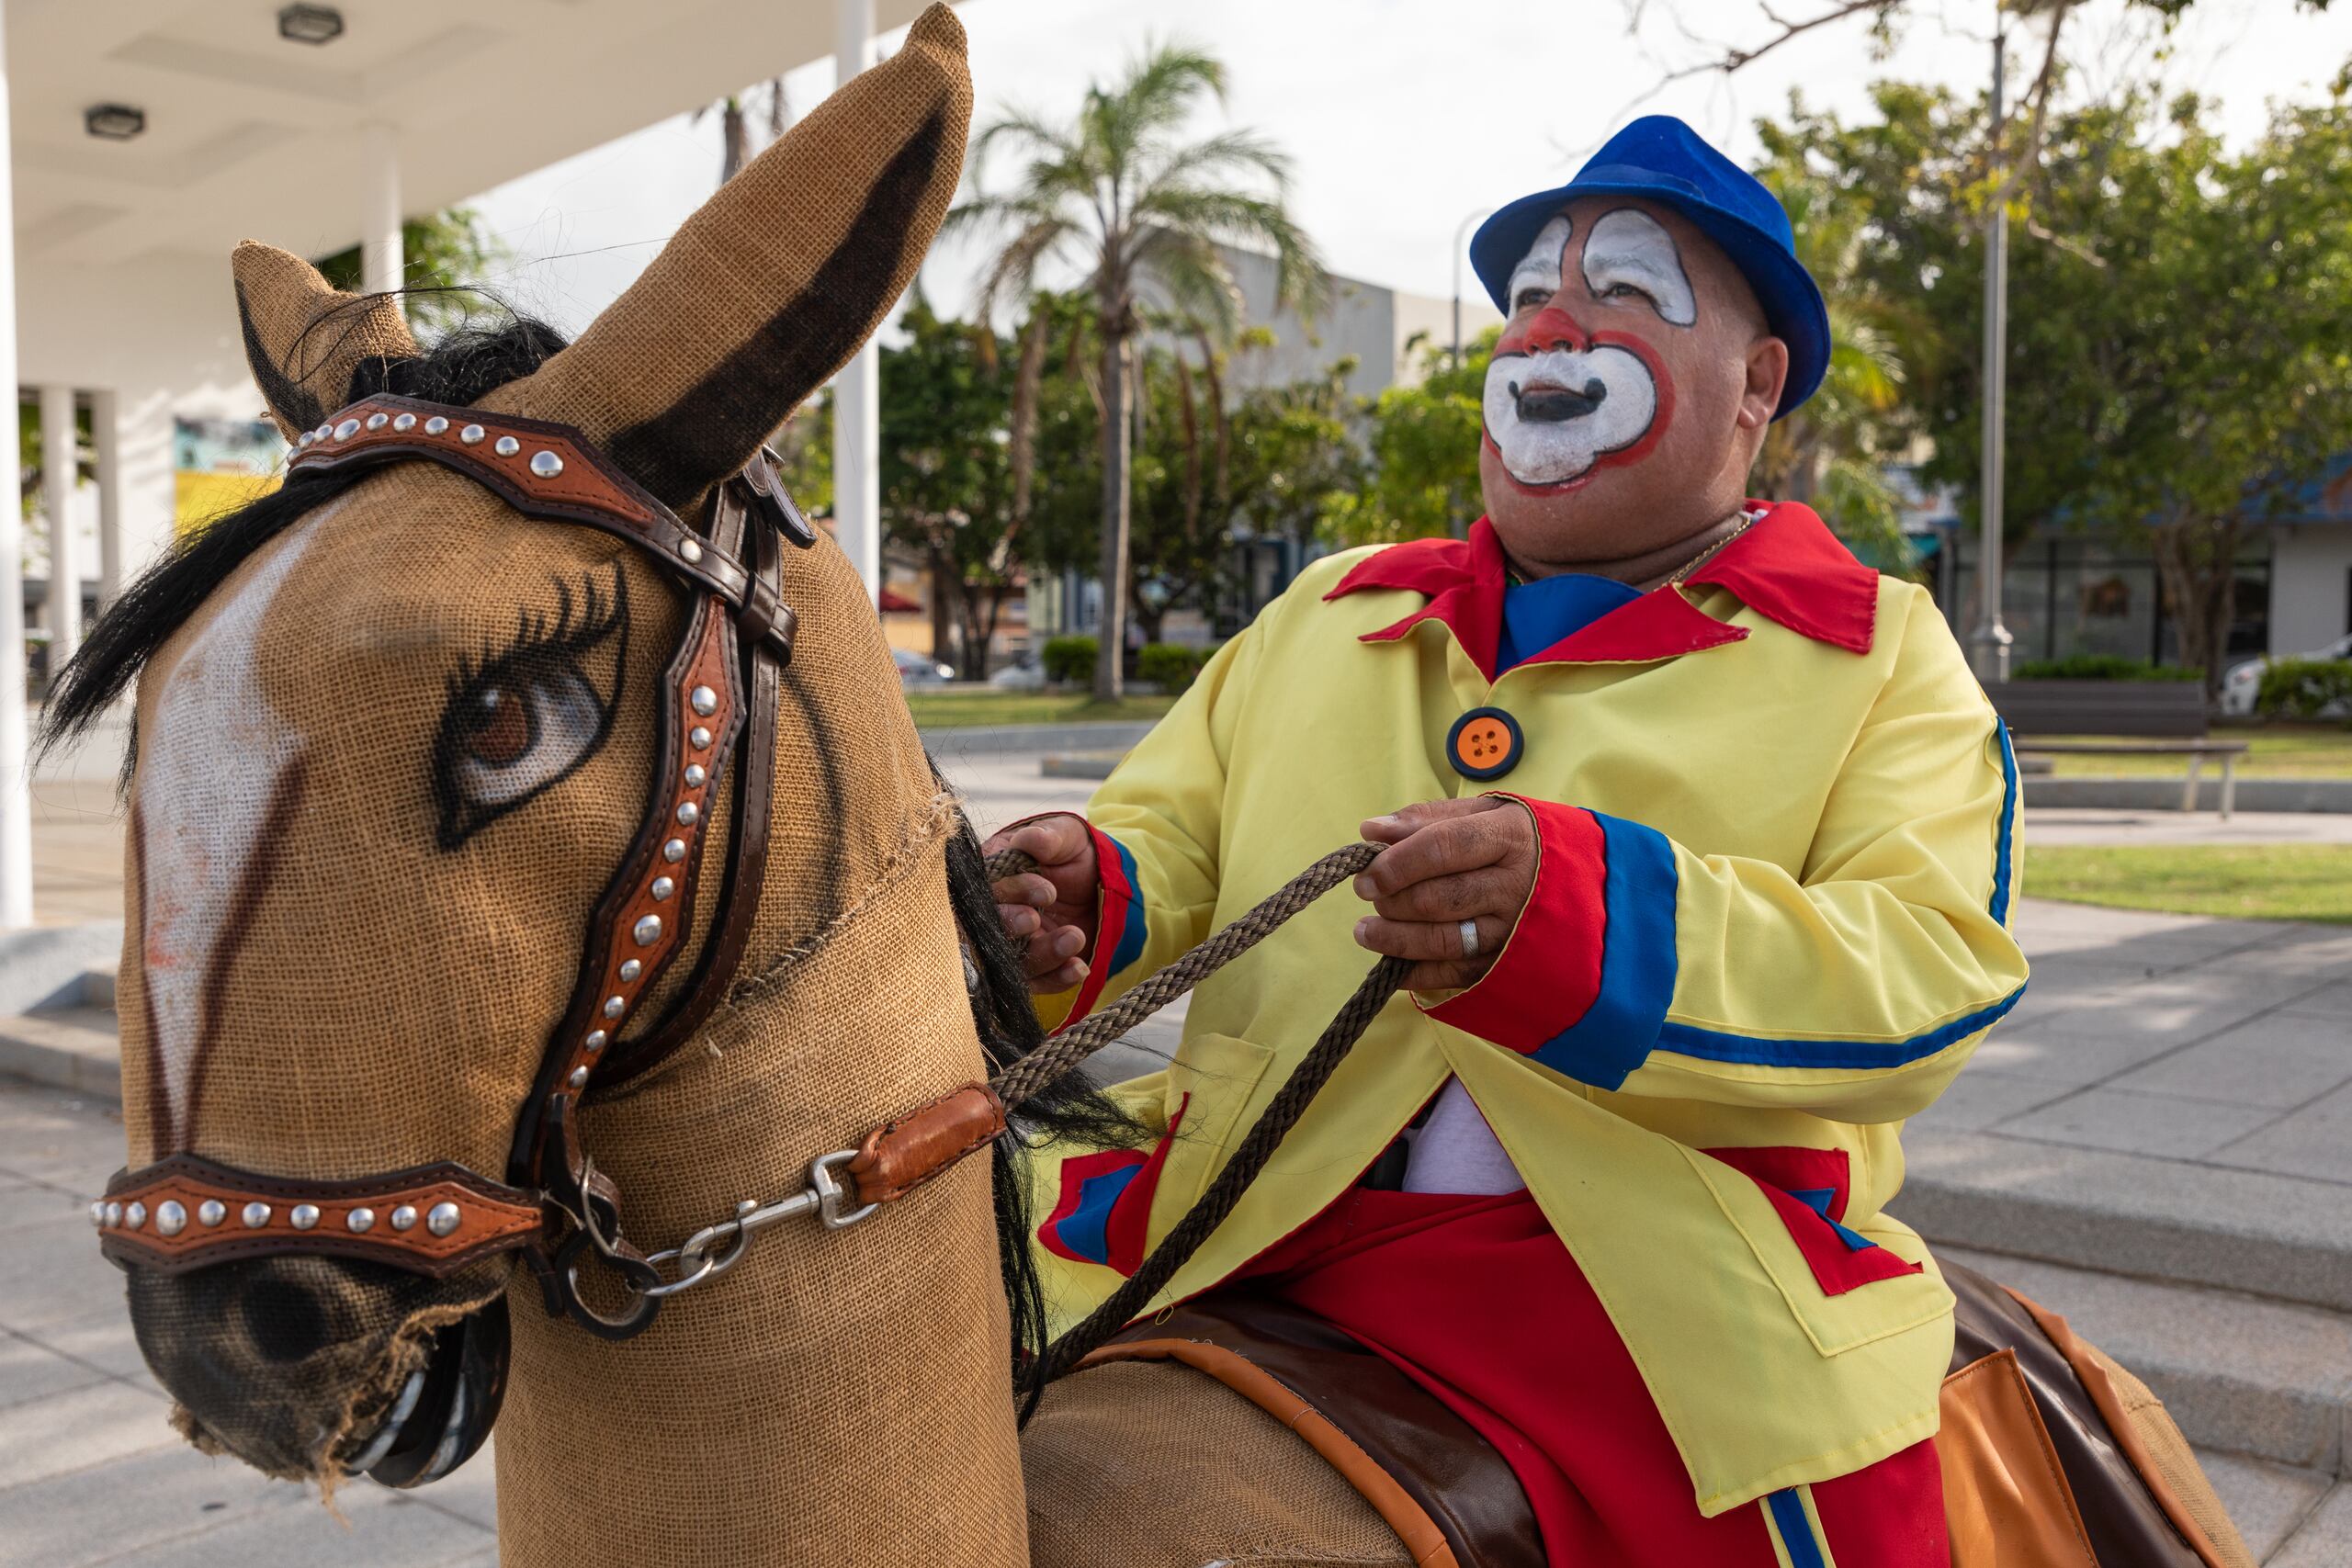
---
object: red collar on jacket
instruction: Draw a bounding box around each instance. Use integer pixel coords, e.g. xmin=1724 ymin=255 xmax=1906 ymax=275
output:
xmin=1322 ymin=502 xmax=1879 ymax=681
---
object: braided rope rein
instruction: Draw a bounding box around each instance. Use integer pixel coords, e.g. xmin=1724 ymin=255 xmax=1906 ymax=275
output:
xmin=979 ymin=840 xmax=1411 ymax=1404
xmin=982 ymin=840 xmax=1385 ymax=1107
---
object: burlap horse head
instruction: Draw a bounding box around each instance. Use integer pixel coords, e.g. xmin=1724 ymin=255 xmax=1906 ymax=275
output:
xmin=46 ymin=10 xmax=1105 ymax=1562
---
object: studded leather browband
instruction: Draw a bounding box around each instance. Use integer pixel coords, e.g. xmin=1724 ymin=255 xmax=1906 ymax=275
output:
xmin=98 ymin=397 xmax=804 ymax=1303
xmin=284 ymin=394 xmax=811 ymax=658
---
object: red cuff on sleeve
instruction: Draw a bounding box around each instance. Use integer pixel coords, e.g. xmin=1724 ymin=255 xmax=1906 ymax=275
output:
xmin=1420 ymin=795 xmax=1609 ymax=1055
xmin=1001 ymin=812 xmax=1145 ymax=1031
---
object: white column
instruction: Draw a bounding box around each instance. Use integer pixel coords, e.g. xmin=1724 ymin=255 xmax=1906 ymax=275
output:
xmin=359 ymin=122 xmax=402 ymax=295
xmin=39 ymin=385 xmax=78 ymax=666
xmin=0 ymin=3 xmax=35 ymax=927
xmin=832 ymin=0 xmax=881 ymax=604
xmin=91 ymin=389 xmax=121 ymax=607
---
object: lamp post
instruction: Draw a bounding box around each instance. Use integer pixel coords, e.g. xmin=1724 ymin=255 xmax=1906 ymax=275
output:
xmin=1968 ymin=29 xmax=2015 ymax=684
xmin=1451 ymin=206 xmax=1493 ymax=367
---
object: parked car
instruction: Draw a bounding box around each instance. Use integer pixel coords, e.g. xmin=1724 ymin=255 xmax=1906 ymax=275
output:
xmin=2219 ymin=633 xmax=2352 ymax=716
xmin=891 ymin=647 xmax=955 ymax=688
xmin=987 ymin=656 xmax=1048 ymax=692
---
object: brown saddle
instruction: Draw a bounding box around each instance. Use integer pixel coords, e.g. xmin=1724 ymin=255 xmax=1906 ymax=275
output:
xmin=1078 ymin=1260 xmax=2254 ymax=1568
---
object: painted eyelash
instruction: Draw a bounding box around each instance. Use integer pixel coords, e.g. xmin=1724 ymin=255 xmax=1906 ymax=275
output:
xmin=446 ymin=570 xmax=625 ymax=698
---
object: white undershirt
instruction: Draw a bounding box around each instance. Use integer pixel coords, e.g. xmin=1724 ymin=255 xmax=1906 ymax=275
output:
xmin=1399 ymin=1077 xmax=1527 ymax=1194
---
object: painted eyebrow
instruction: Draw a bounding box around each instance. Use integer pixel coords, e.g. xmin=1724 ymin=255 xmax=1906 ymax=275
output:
xmin=1580 ymin=209 xmax=1697 ymax=326
xmin=1507 ymin=214 xmax=1574 ymax=305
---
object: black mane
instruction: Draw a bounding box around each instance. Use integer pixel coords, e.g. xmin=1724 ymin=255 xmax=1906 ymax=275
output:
xmin=40 ymin=307 xmax=569 ymax=761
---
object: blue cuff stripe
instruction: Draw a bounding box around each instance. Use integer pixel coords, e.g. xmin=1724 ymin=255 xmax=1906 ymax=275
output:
xmin=1992 ymin=720 xmax=2019 ymax=926
xmin=1767 ymin=1489 xmax=1828 ymax=1568
xmin=1655 ymin=982 xmax=2027 ymax=1070
xmin=1106 ymin=838 xmax=1148 ymax=976
xmin=1528 ymin=814 xmax=1678 ymax=1091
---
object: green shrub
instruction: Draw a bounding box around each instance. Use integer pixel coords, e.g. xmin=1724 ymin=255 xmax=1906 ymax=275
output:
xmin=1138 ymin=642 xmax=1211 ymax=694
xmin=2256 ymin=658 xmax=2352 ymax=718
xmin=2013 ymin=654 xmax=2202 ymax=682
xmin=1041 ymin=635 xmax=1098 ymax=685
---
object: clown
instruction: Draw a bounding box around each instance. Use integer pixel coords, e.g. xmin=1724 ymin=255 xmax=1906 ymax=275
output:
xmin=991 ymin=117 xmax=2027 ymax=1564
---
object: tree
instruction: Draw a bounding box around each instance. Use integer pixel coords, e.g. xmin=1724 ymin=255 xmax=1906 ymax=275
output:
xmin=1116 ymin=336 xmax=1359 ymax=640
xmin=1621 ymin=0 xmax=2334 ymax=203
xmin=876 ymin=296 xmax=1023 ymax=678
xmin=1762 ymin=83 xmax=2352 ymax=693
xmin=1319 ymin=332 xmax=1489 ymax=547
xmin=947 ymin=40 xmax=1327 ymax=698
xmin=695 ymin=79 xmax=790 ymax=185
xmin=314 ymin=208 xmax=508 ymax=335
xmin=1749 ymin=130 xmax=1926 ymax=572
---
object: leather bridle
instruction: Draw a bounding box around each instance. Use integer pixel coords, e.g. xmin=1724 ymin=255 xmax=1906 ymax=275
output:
xmin=93 ymin=394 xmax=1003 ymax=1341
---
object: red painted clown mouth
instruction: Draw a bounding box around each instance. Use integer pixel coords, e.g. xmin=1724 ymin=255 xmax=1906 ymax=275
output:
xmin=1482 ymin=321 xmax=1674 ymax=492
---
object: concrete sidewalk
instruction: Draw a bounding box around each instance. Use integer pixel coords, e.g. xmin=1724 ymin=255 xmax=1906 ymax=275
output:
xmin=4 ymin=743 xmax=2348 ymax=1562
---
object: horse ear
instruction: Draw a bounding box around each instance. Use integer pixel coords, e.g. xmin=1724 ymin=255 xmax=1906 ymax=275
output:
xmin=231 ymin=243 xmax=420 ymax=442
xmin=486 ymin=3 xmax=971 ymax=510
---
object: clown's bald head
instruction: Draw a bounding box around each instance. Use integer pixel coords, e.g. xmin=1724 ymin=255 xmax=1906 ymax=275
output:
xmin=1478 ymin=195 xmax=1786 ymax=581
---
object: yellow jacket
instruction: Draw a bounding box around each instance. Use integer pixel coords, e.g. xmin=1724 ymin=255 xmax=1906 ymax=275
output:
xmin=1027 ymin=503 xmax=2027 ymax=1516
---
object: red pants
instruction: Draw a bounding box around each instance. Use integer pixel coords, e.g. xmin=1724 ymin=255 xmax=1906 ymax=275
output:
xmin=1238 ymin=1187 xmax=1948 ymax=1568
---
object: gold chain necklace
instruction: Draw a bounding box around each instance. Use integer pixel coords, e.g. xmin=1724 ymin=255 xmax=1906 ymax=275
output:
xmin=1501 ymin=507 xmax=1764 ymax=589
xmin=1668 ymin=507 xmax=1764 ymax=587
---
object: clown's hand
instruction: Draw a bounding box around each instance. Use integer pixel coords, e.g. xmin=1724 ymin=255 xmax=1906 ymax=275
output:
xmin=982 ymin=813 xmax=1100 ymax=993
xmin=1352 ymin=797 xmax=1538 ymax=993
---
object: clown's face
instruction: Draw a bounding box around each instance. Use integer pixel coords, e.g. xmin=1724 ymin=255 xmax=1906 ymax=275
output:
xmin=1479 ymin=195 xmax=1786 ymax=576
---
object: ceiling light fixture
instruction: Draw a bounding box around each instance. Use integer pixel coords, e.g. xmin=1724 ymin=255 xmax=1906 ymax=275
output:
xmin=83 ymin=105 xmax=146 ymax=141
xmin=277 ymin=4 xmax=345 ymax=45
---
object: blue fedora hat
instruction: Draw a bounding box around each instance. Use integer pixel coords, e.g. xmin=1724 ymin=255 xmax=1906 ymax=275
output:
xmin=1470 ymin=115 xmax=1829 ymax=420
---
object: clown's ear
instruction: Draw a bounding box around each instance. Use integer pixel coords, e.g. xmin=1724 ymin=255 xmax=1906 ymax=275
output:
xmin=487 ymin=3 xmax=970 ymax=511
xmin=231 ymin=243 xmax=420 ymax=442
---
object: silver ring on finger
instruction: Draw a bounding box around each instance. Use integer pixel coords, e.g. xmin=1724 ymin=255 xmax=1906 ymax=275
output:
xmin=1458 ymin=919 xmax=1481 ymax=960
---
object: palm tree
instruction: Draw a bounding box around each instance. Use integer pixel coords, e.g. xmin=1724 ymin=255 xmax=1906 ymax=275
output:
xmin=948 ymin=42 xmax=1326 ymax=698
xmin=695 ymin=79 xmax=791 ymax=185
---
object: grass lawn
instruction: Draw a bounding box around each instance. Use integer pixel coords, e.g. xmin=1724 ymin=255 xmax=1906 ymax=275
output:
xmin=2028 ymin=724 xmax=2352 ymax=778
xmin=2025 ymin=843 xmax=2352 ymax=925
xmin=904 ymin=690 xmax=1177 ymax=729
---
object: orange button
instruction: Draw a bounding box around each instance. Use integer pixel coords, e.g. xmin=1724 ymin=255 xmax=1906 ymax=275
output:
xmin=1447 ymin=706 xmax=1523 ymax=781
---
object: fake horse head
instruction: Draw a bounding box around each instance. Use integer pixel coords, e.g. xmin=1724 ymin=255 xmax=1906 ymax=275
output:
xmin=51 ymin=13 xmax=1055 ymax=1558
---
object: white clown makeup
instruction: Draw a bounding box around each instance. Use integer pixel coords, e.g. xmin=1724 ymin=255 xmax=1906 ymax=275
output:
xmin=1482 ymin=205 xmax=1696 ymax=491
xmin=1581 ymin=208 xmax=1696 ymax=326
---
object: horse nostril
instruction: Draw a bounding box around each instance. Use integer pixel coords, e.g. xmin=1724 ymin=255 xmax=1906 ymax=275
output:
xmin=241 ymin=1273 xmax=332 ymax=1363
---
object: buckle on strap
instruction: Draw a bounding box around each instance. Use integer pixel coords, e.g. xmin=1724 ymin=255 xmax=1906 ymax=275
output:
xmin=95 ymin=1153 xmax=542 ymax=1279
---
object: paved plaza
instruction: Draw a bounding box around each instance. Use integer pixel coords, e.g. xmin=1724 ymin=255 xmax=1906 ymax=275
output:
xmin=2 ymin=740 xmax=2347 ymax=1563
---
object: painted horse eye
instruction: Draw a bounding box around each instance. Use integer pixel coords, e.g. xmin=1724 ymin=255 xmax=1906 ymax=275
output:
xmin=462 ymin=686 xmax=532 ymax=770
xmin=451 ymin=667 xmax=604 ymax=808
xmin=433 ymin=570 xmax=628 ymax=851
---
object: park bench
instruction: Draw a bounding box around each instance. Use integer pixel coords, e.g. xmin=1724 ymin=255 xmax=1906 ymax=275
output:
xmin=1988 ymin=679 xmax=2247 ymax=818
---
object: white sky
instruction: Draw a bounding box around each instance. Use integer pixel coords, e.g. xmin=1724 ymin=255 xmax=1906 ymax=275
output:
xmin=465 ymin=0 xmax=2352 ymax=338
